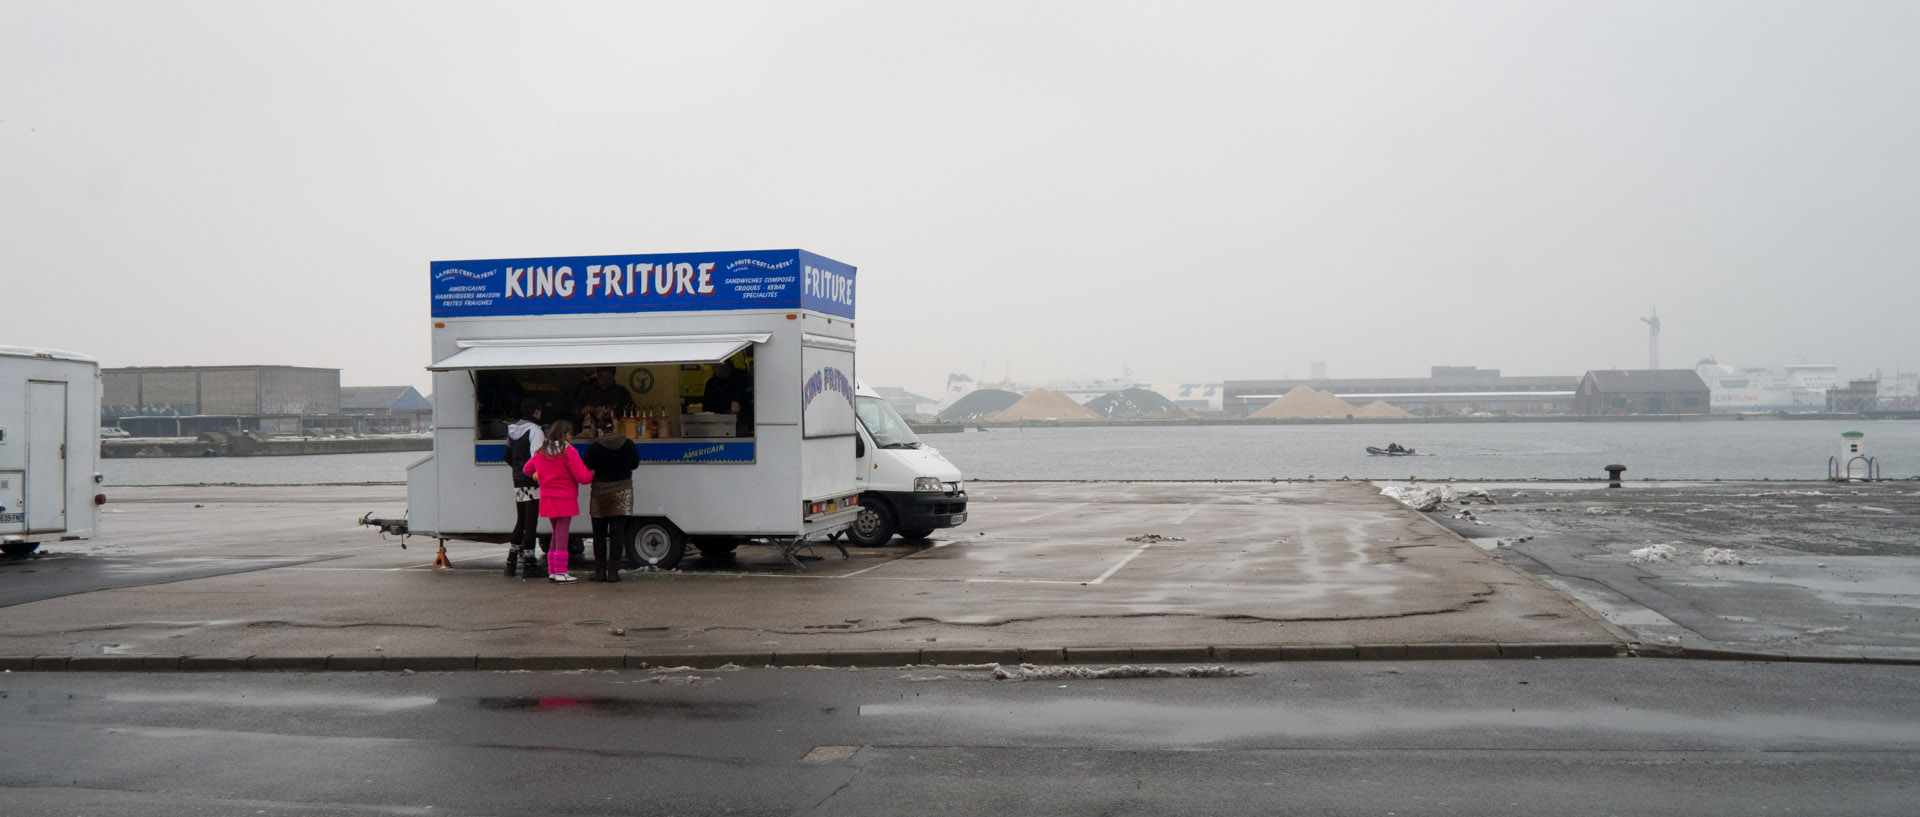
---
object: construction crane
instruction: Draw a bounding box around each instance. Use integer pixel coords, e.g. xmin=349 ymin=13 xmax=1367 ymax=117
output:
xmin=1640 ymin=308 xmax=1661 ymax=370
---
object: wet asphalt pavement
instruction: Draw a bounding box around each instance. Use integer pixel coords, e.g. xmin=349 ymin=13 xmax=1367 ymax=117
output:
xmin=0 ymin=483 xmax=1618 ymax=665
xmin=0 ymin=551 xmax=328 ymax=608
xmin=1423 ymin=481 xmax=1920 ymax=658
xmin=6 ymin=481 xmax=1920 ymax=815
xmin=3 ymin=660 xmax=1917 ymax=816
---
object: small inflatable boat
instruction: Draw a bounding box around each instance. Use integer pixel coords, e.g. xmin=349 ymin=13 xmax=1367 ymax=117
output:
xmin=1365 ymin=446 xmax=1417 ymax=456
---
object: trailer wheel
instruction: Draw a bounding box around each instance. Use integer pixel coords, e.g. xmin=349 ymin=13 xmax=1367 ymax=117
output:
xmin=1 ymin=541 xmax=40 ymax=556
xmin=847 ymin=502 xmax=896 ymax=547
xmin=692 ymin=537 xmax=739 ymax=561
xmin=898 ymin=527 xmax=936 ymax=541
xmin=632 ymin=519 xmax=686 ymax=569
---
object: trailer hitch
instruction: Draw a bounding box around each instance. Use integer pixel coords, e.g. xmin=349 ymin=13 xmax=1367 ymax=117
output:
xmin=358 ymin=512 xmax=453 ymax=567
xmin=358 ymin=512 xmax=411 ymax=543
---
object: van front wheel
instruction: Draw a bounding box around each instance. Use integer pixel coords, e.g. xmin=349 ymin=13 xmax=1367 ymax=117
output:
xmin=847 ymin=503 xmax=896 ymax=547
xmin=632 ymin=520 xmax=686 ymax=570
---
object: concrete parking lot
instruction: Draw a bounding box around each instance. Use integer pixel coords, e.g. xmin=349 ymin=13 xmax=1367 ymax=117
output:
xmin=0 ymin=481 xmax=1620 ymax=668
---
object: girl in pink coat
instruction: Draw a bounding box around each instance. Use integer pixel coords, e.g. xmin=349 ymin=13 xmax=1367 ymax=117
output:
xmin=521 ymin=420 xmax=594 ymax=583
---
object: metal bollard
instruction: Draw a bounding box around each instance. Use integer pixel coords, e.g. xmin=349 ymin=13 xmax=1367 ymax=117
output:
xmin=1605 ymin=464 xmax=1626 ymax=488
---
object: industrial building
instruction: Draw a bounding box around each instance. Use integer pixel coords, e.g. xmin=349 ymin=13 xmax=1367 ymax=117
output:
xmin=1573 ymin=370 xmax=1711 ymax=416
xmin=1826 ymin=379 xmax=1880 ymax=413
xmin=1225 ymin=367 xmax=1579 ymax=417
xmin=102 ymin=365 xmax=340 ymax=437
xmin=339 ymin=386 xmax=435 ymax=432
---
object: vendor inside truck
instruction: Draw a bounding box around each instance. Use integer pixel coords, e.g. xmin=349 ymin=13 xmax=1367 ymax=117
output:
xmin=698 ymin=357 xmax=754 ymax=437
xmin=571 ymin=366 xmax=634 ymax=424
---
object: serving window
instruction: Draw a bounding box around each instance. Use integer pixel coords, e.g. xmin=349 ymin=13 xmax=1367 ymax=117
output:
xmin=429 ymin=332 xmax=768 ymax=463
xmin=473 ymin=356 xmax=753 ymax=443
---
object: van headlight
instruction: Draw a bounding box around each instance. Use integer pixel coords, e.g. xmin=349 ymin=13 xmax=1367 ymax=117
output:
xmin=914 ymin=477 xmax=944 ymax=492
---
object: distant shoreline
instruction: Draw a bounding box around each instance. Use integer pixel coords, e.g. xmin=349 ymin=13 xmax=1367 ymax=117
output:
xmin=913 ymin=411 xmax=1920 ymax=432
xmin=102 ymin=436 xmax=432 ymax=459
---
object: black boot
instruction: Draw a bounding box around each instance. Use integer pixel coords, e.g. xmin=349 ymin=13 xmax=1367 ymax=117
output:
xmin=504 ymin=547 xmax=520 ymax=577
xmin=590 ymin=521 xmax=612 ymax=582
xmin=523 ymin=549 xmax=547 ymax=579
xmin=606 ymin=518 xmax=626 ymax=580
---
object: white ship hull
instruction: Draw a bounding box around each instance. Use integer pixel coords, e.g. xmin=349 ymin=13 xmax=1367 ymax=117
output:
xmin=1697 ymin=362 xmax=1840 ymax=412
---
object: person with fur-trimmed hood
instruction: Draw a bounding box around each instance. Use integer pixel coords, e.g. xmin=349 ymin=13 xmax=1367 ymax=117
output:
xmin=503 ymin=398 xmax=546 ymax=577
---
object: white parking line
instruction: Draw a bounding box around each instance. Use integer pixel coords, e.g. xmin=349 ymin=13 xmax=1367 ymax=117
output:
xmin=1013 ymin=503 xmax=1088 ymax=525
xmin=837 ymin=540 xmax=950 ymax=578
xmin=1089 ymin=542 xmax=1153 ymax=585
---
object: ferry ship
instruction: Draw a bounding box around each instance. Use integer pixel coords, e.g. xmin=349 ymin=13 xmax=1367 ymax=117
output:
xmin=1695 ymin=360 xmax=1840 ymax=412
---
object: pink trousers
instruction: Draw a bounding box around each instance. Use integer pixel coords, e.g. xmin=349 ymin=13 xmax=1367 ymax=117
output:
xmin=547 ymin=516 xmax=572 ymax=574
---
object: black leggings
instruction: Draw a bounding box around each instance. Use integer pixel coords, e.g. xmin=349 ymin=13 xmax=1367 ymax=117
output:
xmin=509 ymin=499 xmax=541 ymax=550
xmin=591 ymin=516 xmax=631 ymax=567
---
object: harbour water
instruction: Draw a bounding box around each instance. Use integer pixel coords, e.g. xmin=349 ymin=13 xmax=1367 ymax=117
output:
xmin=99 ymin=420 xmax=1918 ymax=486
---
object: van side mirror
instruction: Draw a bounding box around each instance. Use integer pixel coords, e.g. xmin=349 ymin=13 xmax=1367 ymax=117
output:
xmin=855 ymin=435 xmax=866 ymax=458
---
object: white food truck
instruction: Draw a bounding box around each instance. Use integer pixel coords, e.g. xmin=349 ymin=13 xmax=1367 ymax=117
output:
xmin=0 ymin=346 xmax=103 ymax=555
xmin=394 ymin=249 xmax=866 ymax=569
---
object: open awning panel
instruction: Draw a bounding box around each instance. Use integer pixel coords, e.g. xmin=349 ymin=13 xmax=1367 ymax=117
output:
xmin=428 ymin=333 xmax=769 ymax=371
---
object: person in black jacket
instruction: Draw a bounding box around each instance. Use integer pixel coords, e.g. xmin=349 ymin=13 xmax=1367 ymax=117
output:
xmin=702 ymin=358 xmax=754 ymax=437
xmin=503 ymin=398 xmax=546 ymax=577
xmin=581 ymin=410 xmax=640 ymax=581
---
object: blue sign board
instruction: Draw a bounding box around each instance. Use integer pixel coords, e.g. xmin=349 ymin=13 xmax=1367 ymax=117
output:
xmin=431 ymin=249 xmax=855 ymax=320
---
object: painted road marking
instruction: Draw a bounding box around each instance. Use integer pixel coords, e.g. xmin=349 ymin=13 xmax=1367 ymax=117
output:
xmin=1089 ymin=541 xmax=1153 ymax=585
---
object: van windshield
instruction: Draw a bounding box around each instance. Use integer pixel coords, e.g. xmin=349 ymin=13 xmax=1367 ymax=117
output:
xmin=856 ymin=395 xmax=922 ymax=449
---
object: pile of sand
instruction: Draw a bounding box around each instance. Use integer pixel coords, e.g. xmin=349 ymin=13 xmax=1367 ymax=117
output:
xmin=984 ymin=388 xmax=1105 ymax=421
xmin=1353 ymin=400 xmax=1415 ymax=419
xmin=1247 ymin=386 xmax=1358 ymax=420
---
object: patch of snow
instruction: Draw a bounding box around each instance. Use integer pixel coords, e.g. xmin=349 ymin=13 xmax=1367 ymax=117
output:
xmin=1381 ymin=485 xmax=1455 ymax=511
xmin=989 ymin=663 xmax=1254 ymax=681
xmin=1701 ymin=547 xmax=1761 ymax=566
xmin=639 ymin=675 xmax=717 ymax=686
xmin=1630 ymin=544 xmax=1679 ymax=564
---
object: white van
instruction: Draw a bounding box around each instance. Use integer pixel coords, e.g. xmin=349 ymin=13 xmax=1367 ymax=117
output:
xmin=0 ymin=346 xmax=104 ymax=556
xmin=848 ymin=381 xmax=967 ymax=545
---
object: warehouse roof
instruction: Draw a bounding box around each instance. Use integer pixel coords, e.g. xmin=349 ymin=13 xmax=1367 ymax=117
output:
xmin=341 ymin=386 xmax=433 ymax=411
xmin=1580 ymin=370 xmax=1709 ymax=392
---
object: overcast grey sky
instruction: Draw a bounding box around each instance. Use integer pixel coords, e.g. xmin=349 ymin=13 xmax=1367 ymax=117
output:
xmin=5 ymin=1 xmax=1916 ymax=398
